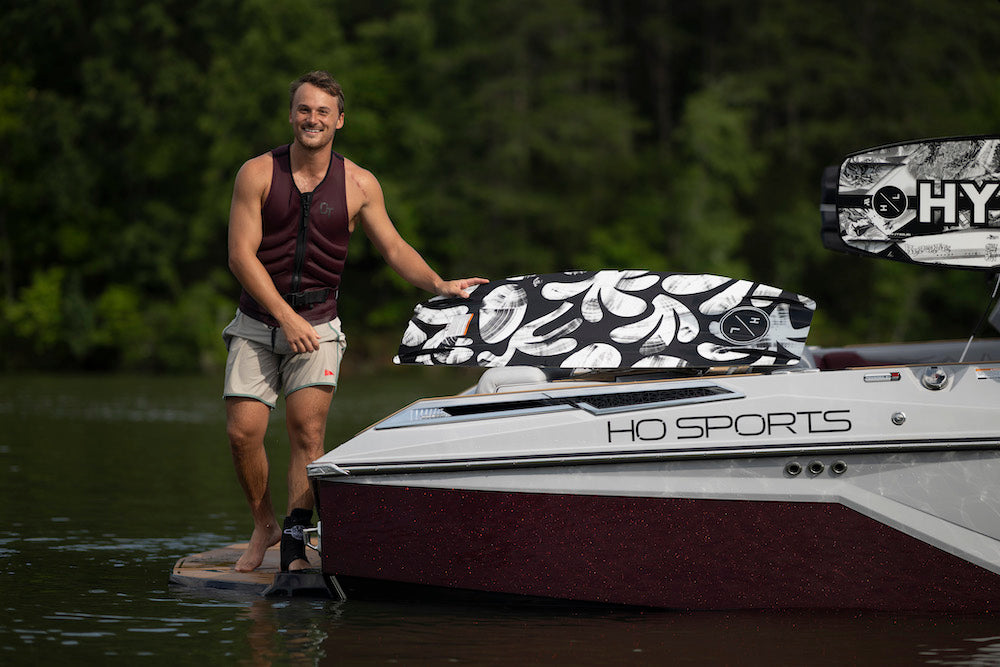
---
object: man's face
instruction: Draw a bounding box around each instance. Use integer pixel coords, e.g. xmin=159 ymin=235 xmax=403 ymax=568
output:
xmin=289 ymin=83 xmax=344 ymax=150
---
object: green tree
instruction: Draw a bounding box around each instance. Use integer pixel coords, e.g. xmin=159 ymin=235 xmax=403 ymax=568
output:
xmin=3 ymin=0 xmax=1000 ymax=371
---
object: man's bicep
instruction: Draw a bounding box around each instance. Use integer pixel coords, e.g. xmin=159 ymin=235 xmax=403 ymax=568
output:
xmin=228 ymin=163 xmax=266 ymax=255
xmin=356 ymin=174 xmax=405 ymax=256
xmin=360 ymin=207 xmax=409 ymax=261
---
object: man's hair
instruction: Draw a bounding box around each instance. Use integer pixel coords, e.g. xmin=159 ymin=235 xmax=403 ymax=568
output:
xmin=289 ymin=71 xmax=345 ymax=114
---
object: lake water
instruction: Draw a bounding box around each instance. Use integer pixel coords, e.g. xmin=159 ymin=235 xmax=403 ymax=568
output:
xmin=2 ymin=371 xmax=999 ymax=665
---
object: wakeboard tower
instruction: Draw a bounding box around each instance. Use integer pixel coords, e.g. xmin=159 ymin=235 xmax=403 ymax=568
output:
xmin=395 ymin=270 xmax=815 ymax=369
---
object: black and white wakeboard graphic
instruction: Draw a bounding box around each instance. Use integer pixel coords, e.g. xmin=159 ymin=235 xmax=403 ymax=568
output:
xmin=822 ymin=136 xmax=1000 ymax=270
xmin=394 ymin=270 xmax=815 ymax=369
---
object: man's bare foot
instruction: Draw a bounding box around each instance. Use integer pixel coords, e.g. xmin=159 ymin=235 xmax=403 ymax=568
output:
xmin=235 ymin=523 xmax=281 ymax=572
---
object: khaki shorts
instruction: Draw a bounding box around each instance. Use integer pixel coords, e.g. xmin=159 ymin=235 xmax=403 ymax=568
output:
xmin=222 ymin=310 xmax=348 ymax=408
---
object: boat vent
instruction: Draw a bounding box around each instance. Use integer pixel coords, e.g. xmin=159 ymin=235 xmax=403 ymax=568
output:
xmin=577 ymin=386 xmax=732 ymax=412
xmin=376 ymin=383 xmax=740 ymax=429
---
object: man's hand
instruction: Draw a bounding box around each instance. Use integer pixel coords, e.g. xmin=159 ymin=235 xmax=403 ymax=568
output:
xmin=435 ymin=277 xmax=490 ymax=299
xmin=277 ymin=311 xmax=321 ymax=353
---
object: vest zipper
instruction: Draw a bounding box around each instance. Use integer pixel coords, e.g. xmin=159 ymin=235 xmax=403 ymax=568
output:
xmin=291 ymin=192 xmax=312 ymax=295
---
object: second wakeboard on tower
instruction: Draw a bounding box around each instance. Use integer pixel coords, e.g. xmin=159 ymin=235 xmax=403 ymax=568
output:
xmin=822 ymin=135 xmax=1000 ymax=269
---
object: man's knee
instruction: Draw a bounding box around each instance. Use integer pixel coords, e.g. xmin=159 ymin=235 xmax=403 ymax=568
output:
xmin=226 ymin=398 xmax=270 ymax=449
xmin=287 ymin=420 xmax=326 ymax=456
xmin=285 ymin=387 xmax=333 ymax=452
xmin=227 ymin=423 xmax=264 ymax=452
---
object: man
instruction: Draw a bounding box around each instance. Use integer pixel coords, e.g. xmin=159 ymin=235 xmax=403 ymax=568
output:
xmin=224 ymin=70 xmax=486 ymax=573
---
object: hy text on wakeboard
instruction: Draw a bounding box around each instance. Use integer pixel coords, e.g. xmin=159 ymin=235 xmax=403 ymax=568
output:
xmin=822 ymin=135 xmax=1000 ymax=270
xmin=395 ymin=270 xmax=815 ymax=369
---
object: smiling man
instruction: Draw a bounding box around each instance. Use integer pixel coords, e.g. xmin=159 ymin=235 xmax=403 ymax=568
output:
xmin=223 ymin=70 xmax=486 ymax=573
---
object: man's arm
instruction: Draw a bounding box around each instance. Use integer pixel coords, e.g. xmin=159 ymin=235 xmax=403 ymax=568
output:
xmin=352 ymin=167 xmax=487 ymax=297
xmin=227 ymin=156 xmax=321 ymax=352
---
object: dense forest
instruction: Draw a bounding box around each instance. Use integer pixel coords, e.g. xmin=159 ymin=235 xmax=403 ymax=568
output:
xmin=3 ymin=0 xmax=1000 ymax=372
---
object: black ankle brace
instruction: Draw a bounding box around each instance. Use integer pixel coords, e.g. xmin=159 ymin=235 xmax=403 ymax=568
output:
xmin=279 ymin=508 xmax=314 ymax=572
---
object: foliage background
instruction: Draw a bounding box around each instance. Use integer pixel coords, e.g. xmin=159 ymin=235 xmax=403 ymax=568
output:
xmin=3 ymin=0 xmax=1000 ymax=372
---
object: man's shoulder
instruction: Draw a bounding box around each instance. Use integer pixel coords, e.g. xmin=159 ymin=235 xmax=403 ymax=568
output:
xmin=236 ymin=152 xmax=275 ymax=187
xmin=342 ymin=155 xmax=368 ymax=176
xmin=343 ymin=157 xmax=379 ymax=190
xmin=246 ymin=150 xmax=276 ymax=171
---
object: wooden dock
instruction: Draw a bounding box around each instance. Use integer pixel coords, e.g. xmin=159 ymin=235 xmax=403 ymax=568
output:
xmin=170 ymin=543 xmax=338 ymax=598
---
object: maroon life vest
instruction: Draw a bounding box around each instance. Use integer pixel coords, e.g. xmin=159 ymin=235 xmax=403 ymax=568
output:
xmin=239 ymin=145 xmax=352 ymax=326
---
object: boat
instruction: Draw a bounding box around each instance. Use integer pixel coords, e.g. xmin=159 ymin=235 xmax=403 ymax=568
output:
xmin=306 ymin=136 xmax=1000 ymax=611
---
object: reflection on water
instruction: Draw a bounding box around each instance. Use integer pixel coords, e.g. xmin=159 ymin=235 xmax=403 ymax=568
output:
xmin=1 ymin=372 xmax=998 ymax=664
xmin=0 ymin=395 xmax=219 ymax=424
xmin=191 ymin=594 xmax=1000 ymax=666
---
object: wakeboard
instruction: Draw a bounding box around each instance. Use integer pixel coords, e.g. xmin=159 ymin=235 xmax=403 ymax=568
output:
xmin=394 ymin=270 xmax=815 ymax=369
xmin=822 ymin=135 xmax=1000 ymax=270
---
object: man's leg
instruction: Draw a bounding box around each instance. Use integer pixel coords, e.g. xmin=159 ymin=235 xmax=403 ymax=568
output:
xmin=226 ymin=396 xmax=281 ymax=572
xmin=282 ymin=385 xmax=334 ymax=570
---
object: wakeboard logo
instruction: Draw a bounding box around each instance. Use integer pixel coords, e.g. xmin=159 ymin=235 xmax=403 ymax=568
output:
xmin=872 ymin=181 xmax=1000 ymax=225
xmin=719 ymin=307 xmax=770 ymax=344
xmin=914 ymin=180 xmax=1000 ymax=225
xmin=871 ymin=186 xmax=907 ymax=219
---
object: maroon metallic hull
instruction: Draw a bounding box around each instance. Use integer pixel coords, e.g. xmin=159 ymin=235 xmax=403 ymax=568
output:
xmin=316 ymin=481 xmax=1000 ymax=611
